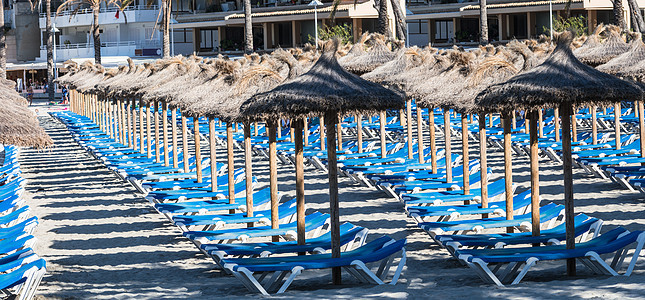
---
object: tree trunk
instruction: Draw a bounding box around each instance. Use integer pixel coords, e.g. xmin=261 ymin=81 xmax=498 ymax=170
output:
xmin=244 ymin=0 xmax=253 ymax=53
xmin=46 ymin=0 xmax=54 ymax=101
xmin=93 ymin=5 xmax=101 ymax=64
xmin=627 ymin=0 xmax=645 ymax=33
xmin=613 ymin=0 xmax=626 ymax=31
xmin=376 ymin=0 xmax=391 ymax=38
xmin=162 ymin=0 xmax=171 ymax=57
xmin=479 ymin=0 xmax=489 ymax=44
xmin=0 ymin=0 xmax=6 ymax=79
xmin=389 ymin=0 xmax=406 ymax=41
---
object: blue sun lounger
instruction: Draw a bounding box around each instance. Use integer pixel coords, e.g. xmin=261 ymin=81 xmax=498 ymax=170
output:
xmin=458 ymin=227 xmax=645 ymax=286
xmin=145 ymin=178 xmax=256 ymax=203
xmin=222 ymin=236 xmax=406 ymax=295
xmin=0 ymin=252 xmax=46 ymax=300
xmin=402 ymin=178 xmax=511 ymax=206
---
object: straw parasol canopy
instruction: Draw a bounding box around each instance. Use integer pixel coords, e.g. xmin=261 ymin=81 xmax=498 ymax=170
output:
xmin=476 ymin=31 xmax=644 ymax=113
xmin=0 ymin=96 xmax=53 ymax=148
xmin=576 ymin=25 xmax=629 ymax=67
xmin=341 ymin=36 xmax=398 ymax=75
xmin=239 ymin=39 xmax=405 ymax=122
xmin=597 ymin=32 xmax=645 ymax=75
xmin=572 ymin=24 xmax=603 ymax=56
xmin=361 ymin=46 xmax=428 ymax=84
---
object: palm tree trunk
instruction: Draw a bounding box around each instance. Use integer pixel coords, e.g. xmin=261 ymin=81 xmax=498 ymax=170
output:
xmin=479 ymin=0 xmax=488 ymax=44
xmin=162 ymin=0 xmax=171 ymax=57
xmin=613 ymin=0 xmax=626 ymax=31
xmin=376 ymin=0 xmax=390 ymax=38
xmin=389 ymin=0 xmax=406 ymax=41
xmin=46 ymin=0 xmax=54 ymax=101
xmin=0 ymin=0 xmax=6 ymax=79
xmin=627 ymin=0 xmax=645 ymax=33
xmin=93 ymin=5 xmax=101 ymax=64
xmin=244 ymin=0 xmax=253 ymax=53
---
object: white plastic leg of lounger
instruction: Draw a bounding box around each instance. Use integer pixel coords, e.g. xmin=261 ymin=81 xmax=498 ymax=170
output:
xmin=267 ymin=270 xmax=289 ymax=292
xmin=624 ymin=232 xmax=645 ymax=276
xmin=470 ymin=258 xmax=504 ymax=286
xmin=276 ymin=267 xmax=303 ymax=294
xmin=586 ymin=252 xmax=620 ymax=276
xmin=390 ymin=248 xmax=406 ymax=285
xmin=231 ymin=267 xmax=269 ymax=295
xmin=510 ymin=257 xmax=539 ymax=285
xmin=351 ymin=260 xmax=385 ymax=285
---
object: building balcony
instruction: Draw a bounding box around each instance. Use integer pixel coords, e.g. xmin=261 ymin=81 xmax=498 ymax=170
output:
xmin=37 ymin=40 xmax=161 ymax=62
xmin=39 ymin=5 xmax=160 ymax=29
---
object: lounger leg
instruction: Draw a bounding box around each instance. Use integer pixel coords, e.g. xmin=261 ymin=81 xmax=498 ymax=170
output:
xmin=623 ymin=233 xmax=645 ymax=276
xmin=267 ymin=270 xmax=291 ymax=293
xmin=510 ymin=257 xmax=539 ymax=285
xmin=231 ymin=268 xmax=270 ymax=295
xmin=350 ymin=260 xmax=384 ymax=285
xmin=586 ymin=252 xmax=620 ymax=276
xmin=276 ymin=267 xmax=303 ymax=294
xmin=469 ymin=258 xmax=504 ymax=286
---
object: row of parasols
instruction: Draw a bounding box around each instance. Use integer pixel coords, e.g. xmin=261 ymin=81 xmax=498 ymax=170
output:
xmin=55 ymin=27 xmax=645 ymax=281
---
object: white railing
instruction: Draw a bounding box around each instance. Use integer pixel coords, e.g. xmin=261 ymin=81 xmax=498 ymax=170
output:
xmin=40 ymin=5 xmax=159 ymax=18
xmin=40 ymin=40 xmax=137 ymax=50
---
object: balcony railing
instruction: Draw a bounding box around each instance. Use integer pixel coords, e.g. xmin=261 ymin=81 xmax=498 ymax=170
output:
xmin=40 ymin=5 xmax=159 ymax=18
xmin=40 ymin=40 xmax=138 ymax=50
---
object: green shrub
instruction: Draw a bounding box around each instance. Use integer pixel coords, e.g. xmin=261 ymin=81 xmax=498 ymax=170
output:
xmin=309 ymin=24 xmax=353 ymax=44
xmin=543 ymin=16 xmax=588 ymax=37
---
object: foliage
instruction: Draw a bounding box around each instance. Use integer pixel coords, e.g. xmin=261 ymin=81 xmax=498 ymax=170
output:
xmin=308 ymin=24 xmax=353 ymax=44
xmin=543 ymin=16 xmax=588 ymax=37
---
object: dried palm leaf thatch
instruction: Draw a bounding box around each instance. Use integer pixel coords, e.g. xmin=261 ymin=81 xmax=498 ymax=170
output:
xmin=108 ymin=63 xmax=155 ymax=98
xmin=133 ymin=56 xmax=196 ymax=102
xmin=238 ymin=38 xmax=405 ymax=122
xmin=362 ymin=46 xmax=426 ymax=84
xmin=0 ymin=98 xmax=53 ymax=148
xmin=337 ymin=32 xmax=369 ymax=63
xmin=415 ymin=49 xmax=478 ymax=108
xmin=598 ymin=32 xmax=645 ymax=75
xmin=475 ymin=31 xmax=645 ymax=114
xmin=142 ymin=59 xmax=215 ymax=104
xmin=577 ymin=25 xmax=629 ymax=66
xmin=74 ymin=65 xmax=107 ymax=94
xmin=573 ymin=24 xmax=604 ymax=56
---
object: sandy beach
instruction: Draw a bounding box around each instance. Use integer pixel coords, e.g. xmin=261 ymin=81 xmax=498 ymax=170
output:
xmin=20 ymin=100 xmax=645 ymax=299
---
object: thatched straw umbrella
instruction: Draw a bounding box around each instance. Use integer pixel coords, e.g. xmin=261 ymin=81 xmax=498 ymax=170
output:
xmin=342 ymin=36 xmax=398 ymax=76
xmin=576 ymin=25 xmax=629 ymax=67
xmin=241 ymin=39 xmax=405 ymax=284
xmin=0 ymin=96 xmax=53 ymax=148
xmin=476 ymin=31 xmax=644 ymax=276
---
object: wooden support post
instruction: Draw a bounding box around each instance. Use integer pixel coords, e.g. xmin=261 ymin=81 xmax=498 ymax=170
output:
xmin=304 ymin=118 xmax=309 ymax=147
xmin=461 ymin=114 xmax=470 ymax=199
xmin=325 ymin=112 xmax=341 ymax=285
xmin=268 ymin=123 xmax=279 ymax=242
xmin=294 ymin=119 xmax=306 ymax=246
xmin=209 ymin=117 xmax=218 ymax=193
xmin=407 ymin=99 xmax=413 ymax=159
xmin=139 ymin=99 xmax=145 ymax=153
xmin=171 ymin=107 xmax=178 ymax=168
xmin=146 ymin=102 xmax=152 ymax=158
xmin=336 ymin=122 xmax=342 ymax=151
xmin=572 ymin=112 xmax=578 ymax=143
xmin=639 ymin=101 xmax=645 ymax=158
xmin=512 ymin=110 xmax=517 ymax=130
xmin=254 ymin=122 xmax=259 ymax=136
xmin=127 ymin=99 xmax=132 ymax=148
xmin=320 ymin=115 xmax=325 ymax=151
xmin=380 ymin=111 xmax=387 ymax=158
xmin=529 ymin=110 xmax=540 ymax=237
xmin=154 ymin=102 xmax=161 ymax=163
xmin=132 ymin=98 xmax=137 ymax=151
xmin=538 ymin=109 xmax=543 ymax=138
xmin=417 ymin=106 xmax=425 ymax=164
xmin=554 ymin=107 xmax=560 ymax=142
xmin=163 ymin=102 xmax=169 ymax=166
xmin=227 ymin=123 xmax=235 ymax=214
xmin=592 ymin=105 xmax=598 ymax=144
xmin=429 ymin=107 xmax=437 ymax=173
xmin=503 ymin=114 xmax=514 ymax=233
xmin=615 ymin=103 xmax=621 ymax=149
xmin=560 ymin=103 xmax=576 ymax=276
xmin=479 ymin=116 xmax=488 ymax=210
xmin=244 ymin=122 xmax=254 ymax=227
xmin=194 ymin=117 xmax=202 ymax=183
xmin=444 ymin=110 xmax=452 ymax=183
xmin=357 ymin=114 xmax=363 ymax=153
xmin=182 ymin=115 xmax=190 ymax=173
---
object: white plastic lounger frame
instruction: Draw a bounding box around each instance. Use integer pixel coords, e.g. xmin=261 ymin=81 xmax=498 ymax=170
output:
xmin=459 ymin=231 xmax=645 ymax=286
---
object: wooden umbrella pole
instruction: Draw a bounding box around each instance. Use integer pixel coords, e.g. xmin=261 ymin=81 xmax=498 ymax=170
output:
xmin=107 ymin=100 xmax=113 ymax=139
xmin=380 ymin=111 xmax=387 ymax=158
xmin=444 ymin=109 xmax=452 ymax=183
xmin=488 ymin=113 xmax=493 ymax=127
xmin=512 ymin=110 xmax=517 ymax=130
xmin=97 ymin=98 xmax=102 ymax=131
xmin=162 ymin=102 xmax=170 ymax=167
xmin=115 ymin=100 xmax=121 ymax=142
xmin=407 ymin=99 xmax=413 ymax=160
xmin=268 ymin=123 xmax=279 ymax=242
xmin=209 ymin=117 xmax=218 ymax=193
xmin=592 ymin=105 xmax=598 ymax=145
xmin=615 ymin=102 xmax=621 ymax=150
xmin=154 ymin=101 xmax=161 ymax=163
xmin=289 ymin=126 xmax=294 ymax=143
xmin=277 ymin=121 xmax=282 ymax=138
xmin=639 ymin=101 xmax=645 ymax=158
xmin=324 ymin=112 xmax=341 ymax=285
xmin=399 ymin=109 xmax=405 ymax=127
xmin=538 ymin=109 xmax=543 ymax=138
xmin=417 ymin=106 xmax=425 ymax=164
xmin=132 ymin=98 xmax=137 ymax=151
xmin=181 ymin=115 xmax=190 ymax=173
xmin=304 ymin=118 xmax=309 ymax=147
xmin=461 ymin=114 xmax=470 ymax=201
xmin=603 ymin=106 xmax=607 ymax=115
xmin=120 ymin=99 xmax=126 ymax=144
xmin=139 ymin=99 xmax=145 ymax=153
xmin=560 ymin=103 xmax=576 ymax=276
xmin=171 ymin=107 xmax=179 ymax=168
xmin=554 ymin=107 xmax=560 ymax=142
xmin=244 ymin=122 xmax=254 ymax=227
xmin=294 ymin=119 xmax=306 ymax=247
xmin=572 ymin=111 xmax=578 ymax=143
xmin=503 ymin=114 xmax=514 ymax=233
xmin=194 ymin=117 xmax=202 ymax=183
xmin=127 ymin=98 xmax=133 ymax=148
xmin=529 ymin=110 xmax=541 ymax=237
xmin=319 ymin=115 xmax=325 ymax=151
xmin=478 ymin=115 xmax=488 ymax=209
xmin=227 ymin=122 xmax=235 ymax=214
xmin=146 ymin=102 xmax=152 ymax=158
xmin=336 ymin=122 xmax=342 ymax=151
xmin=429 ymin=107 xmax=437 ymax=173
xmin=254 ymin=121 xmax=259 ymax=136
xmin=356 ymin=114 xmax=363 ymax=153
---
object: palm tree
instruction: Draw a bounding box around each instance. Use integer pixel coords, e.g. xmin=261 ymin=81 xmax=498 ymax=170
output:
xmin=627 ymin=0 xmax=645 ymax=33
xmin=0 ymin=0 xmax=6 ymax=79
xmin=57 ymin=0 xmax=119 ymax=64
xmin=244 ymin=0 xmax=252 ymax=53
xmin=612 ymin=0 xmax=626 ymax=31
xmin=479 ymin=0 xmax=488 ymax=44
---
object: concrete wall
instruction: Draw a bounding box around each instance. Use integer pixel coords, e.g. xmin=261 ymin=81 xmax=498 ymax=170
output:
xmin=13 ymin=2 xmax=40 ymax=61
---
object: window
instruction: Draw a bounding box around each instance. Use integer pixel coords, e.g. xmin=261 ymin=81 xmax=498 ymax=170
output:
xmin=200 ymin=29 xmax=217 ymax=50
xmin=435 ymin=20 xmax=452 ymax=40
xmin=408 ymin=20 xmax=428 ymax=35
xmin=173 ymin=29 xmax=193 ymax=43
xmin=145 ymin=27 xmax=156 ymax=40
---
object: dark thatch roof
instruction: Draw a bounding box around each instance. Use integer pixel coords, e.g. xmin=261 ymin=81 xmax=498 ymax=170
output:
xmin=0 ymin=91 xmax=53 ymax=148
xmin=576 ymin=25 xmax=629 ymax=67
xmin=598 ymin=32 xmax=645 ymax=76
xmin=361 ymin=46 xmax=427 ymax=84
xmin=572 ymin=24 xmax=603 ymax=56
xmin=475 ymin=31 xmax=645 ymax=113
xmin=238 ymin=39 xmax=405 ymax=122
xmin=341 ymin=37 xmax=397 ymax=75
